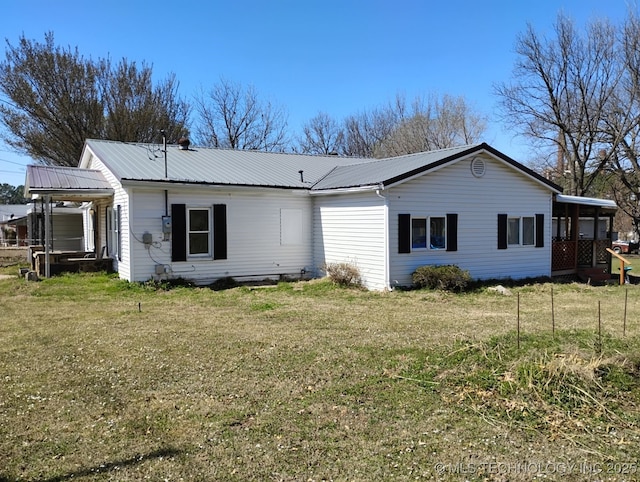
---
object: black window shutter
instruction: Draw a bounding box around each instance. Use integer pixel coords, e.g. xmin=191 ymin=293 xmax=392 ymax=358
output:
xmin=213 ymin=204 xmax=227 ymax=260
xmin=497 ymin=214 xmax=508 ymax=250
xmin=446 ymin=213 xmax=458 ymax=252
xmin=535 ymin=213 xmax=544 ymax=248
xmin=171 ymin=204 xmax=186 ymax=262
xmin=398 ymin=214 xmax=411 ymax=253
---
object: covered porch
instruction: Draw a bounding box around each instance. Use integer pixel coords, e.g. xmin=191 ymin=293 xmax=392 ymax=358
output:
xmin=24 ymin=165 xmax=114 ymax=278
xmin=551 ymin=194 xmax=618 ymax=281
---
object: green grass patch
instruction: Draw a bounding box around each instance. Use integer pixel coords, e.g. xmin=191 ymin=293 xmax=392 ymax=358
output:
xmin=1 ymin=273 xmax=640 ymax=480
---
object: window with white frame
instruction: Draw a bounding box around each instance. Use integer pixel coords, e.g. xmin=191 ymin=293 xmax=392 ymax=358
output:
xmin=411 ymin=216 xmax=446 ymax=250
xmin=507 ymin=216 xmax=535 ymax=246
xmin=188 ymin=207 xmax=211 ymax=256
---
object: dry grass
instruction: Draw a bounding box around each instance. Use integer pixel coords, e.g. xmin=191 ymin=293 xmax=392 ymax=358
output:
xmin=0 ymin=270 xmax=639 ymax=481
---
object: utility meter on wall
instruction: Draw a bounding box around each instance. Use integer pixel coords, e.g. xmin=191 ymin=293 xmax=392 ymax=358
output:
xmin=162 ymin=216 xmax=171 ymax=233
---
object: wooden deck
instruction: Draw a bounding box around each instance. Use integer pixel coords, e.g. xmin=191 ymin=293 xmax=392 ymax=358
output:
xmin=32 ymin=250 xmax=112 ymax=277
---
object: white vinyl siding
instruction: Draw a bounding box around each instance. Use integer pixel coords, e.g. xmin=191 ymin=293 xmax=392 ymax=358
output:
xmin=125 ymin=187 xmax=313 ymax=284
xmin=313 ymin=192 xmax=388 ymax=291
xmin=388 ymin=155 xmax=552 ymax=287
xmin=84 ymin=154 xmax=129 ymax=278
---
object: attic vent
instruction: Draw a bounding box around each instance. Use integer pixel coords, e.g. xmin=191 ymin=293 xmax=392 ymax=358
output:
xmin=470 ymin=157 xmax=486 ymax=178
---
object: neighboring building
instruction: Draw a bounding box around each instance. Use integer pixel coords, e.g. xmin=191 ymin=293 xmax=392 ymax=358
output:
xmin=0 ymin=204 xmax=29 ymax=246
xmin=23 ymin=139 xmax=617 ymax=289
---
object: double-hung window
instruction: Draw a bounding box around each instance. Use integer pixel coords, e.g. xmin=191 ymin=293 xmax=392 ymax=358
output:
xmin=411 ymin=216 xmax=446 ymax=250
xmin=507 ymin=216 xmax=535 ymax=246
xmin=399 ymin=213 xmax=457 ymax=254
xmin=498 ymin=213 xmax=543 ymax=249
xmin=106 ymin=205 xmax=121 ymax=260
xmin=188 ymin=207 xmax=211 ymax=256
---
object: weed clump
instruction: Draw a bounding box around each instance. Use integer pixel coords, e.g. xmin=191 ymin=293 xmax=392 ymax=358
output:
xmin=412 ymin=264 xmax=471 ymax=292
xmin=323 ymin=262 xmax=362 ymax=287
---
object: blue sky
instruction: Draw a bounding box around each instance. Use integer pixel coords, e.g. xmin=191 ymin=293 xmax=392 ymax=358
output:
xmin=0 ymin=0 xmax=634 ymax=187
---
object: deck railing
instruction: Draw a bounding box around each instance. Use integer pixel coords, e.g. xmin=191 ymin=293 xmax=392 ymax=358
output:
xmin=552 ymin=239 xmax=612 ymax=273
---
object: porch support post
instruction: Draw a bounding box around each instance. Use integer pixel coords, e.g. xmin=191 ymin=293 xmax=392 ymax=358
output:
xmin=593 ymin=207 xmax=600 ymax=268
xmin=571 ymin=204 xmax=579 ymax=268
xmin=44 ymin=195 xmax=51 ymax=278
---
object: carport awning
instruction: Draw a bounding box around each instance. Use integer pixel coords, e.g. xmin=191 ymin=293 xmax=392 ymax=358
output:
xmin=554 ymin=194 xmax=618 ymax=214
xmin=25 ymin=165 xmax=113 ymax=201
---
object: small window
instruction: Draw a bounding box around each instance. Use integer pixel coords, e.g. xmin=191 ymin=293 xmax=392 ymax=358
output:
xmin=508 ymin=218 xmax=520 ymax=245
xmin=106 ymin=206 xmax=121 ymax=260
xmin=430 ymin=217 xmax=446 ymax=249
xmin=412 ymin=218 xmax=427 ymax=249
xmin=523 ymin=217 xmax=535 ymax=245
xmin=188 ymin=208 xmax=211 ymax=256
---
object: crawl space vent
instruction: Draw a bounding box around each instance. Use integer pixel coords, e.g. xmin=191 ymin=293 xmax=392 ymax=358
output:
xmin=470 ymin=157 xmax=486 ymax=178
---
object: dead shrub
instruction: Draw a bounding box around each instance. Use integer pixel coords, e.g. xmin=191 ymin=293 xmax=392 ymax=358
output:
xmin=322 ymin=262 xmax=362 ymax=287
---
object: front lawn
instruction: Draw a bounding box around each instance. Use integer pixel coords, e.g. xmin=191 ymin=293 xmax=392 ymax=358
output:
xmin=1 ymin=273 xmax=639 ymax=481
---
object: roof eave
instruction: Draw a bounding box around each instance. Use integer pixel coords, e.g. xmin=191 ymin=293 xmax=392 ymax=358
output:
xmin=309 ymin=184 xmax=381 ymax=195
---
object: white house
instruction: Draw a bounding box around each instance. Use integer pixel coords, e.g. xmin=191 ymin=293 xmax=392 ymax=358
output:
xmin=24 ymin=139 xmax=617 ymax=290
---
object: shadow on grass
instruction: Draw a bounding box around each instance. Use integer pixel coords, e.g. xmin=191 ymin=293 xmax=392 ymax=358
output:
xmin=0 ymin=446 xmax=182 ymax=482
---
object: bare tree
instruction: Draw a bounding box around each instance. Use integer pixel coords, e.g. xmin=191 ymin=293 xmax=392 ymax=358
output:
xmin=495 ymin=14 xmax=622 ymax=196
xmin=0 ymin=32 xmax=190 ymax=167
xmin=297 ymin=112 xmax=344 ymax=155
xmin=375 ymin=93 xmax=486 ymax=157
xmin=99 ymin=60 xmax=189 ymax=144
xmin=342 ymin=107 xmax=397 ymax=157
xmin=194 ymin=78 xmax=288 ymax=151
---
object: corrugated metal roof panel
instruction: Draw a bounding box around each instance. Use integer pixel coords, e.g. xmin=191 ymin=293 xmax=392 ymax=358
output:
xmin=311 ymin=144 xmax=480 ymax=190
xmin=26 ymin=165 xmax=112 ymax=190
xmin=86 ymin=139 xmax=372 ymax=188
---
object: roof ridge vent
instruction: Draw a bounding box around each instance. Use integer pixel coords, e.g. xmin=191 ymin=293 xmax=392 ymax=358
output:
xmin=470 ymin=157 xmax=486 ymax=177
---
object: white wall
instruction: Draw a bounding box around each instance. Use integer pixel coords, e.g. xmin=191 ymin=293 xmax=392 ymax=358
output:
xmin=85 ymin=154 xmax=130 ymax=278
xmin=387 ymin=155 xmax=553 ymax=287
xmin=312 ymin=192 xmax=388 ymax=290
xmin=126 ymin=186 xmax=313 ymax=284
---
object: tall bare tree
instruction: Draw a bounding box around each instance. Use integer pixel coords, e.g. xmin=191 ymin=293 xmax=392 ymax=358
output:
xmin=297 ymin=111 xmax=344 ymax=155
xmin=375 ymin=93 xmax=486 ymax=157
xmin=339 ymin=93 xmax=486 ymax=158
xmin=495 ymin=14 xmax=622 ymax=196
xmin=194 ymin=78 xmax=288 ymax=151
xmin=0 ymin=32 xmax=189 ymax=167
xmin=342 ymin=106 xmax=397 ymax=158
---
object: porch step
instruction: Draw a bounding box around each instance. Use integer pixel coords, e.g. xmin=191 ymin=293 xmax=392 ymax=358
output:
xmin=577 ymin=267 xmax=613 ymax=285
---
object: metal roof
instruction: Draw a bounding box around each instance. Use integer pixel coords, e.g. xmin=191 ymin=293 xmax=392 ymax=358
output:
xmin=83 ymin=139 xmax=372 ymax=189
xmin=555 ymin=194 xmax=618 ymax=211
xmin=0 ymin=204 xmax=29 ymax=222
xmin=25 ymin=165 xmax=114 ymax=200
xmin=312 ymin=144 xmax=483 ymax=190
xmin=77 ymin=139 xmax=562 ymax=194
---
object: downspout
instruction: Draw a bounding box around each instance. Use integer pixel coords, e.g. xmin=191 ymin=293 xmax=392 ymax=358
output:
xmin=161 ymin=130 xmax=168 ymax=217
xmin=375 ymin=183 xmax=391 ymax=291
